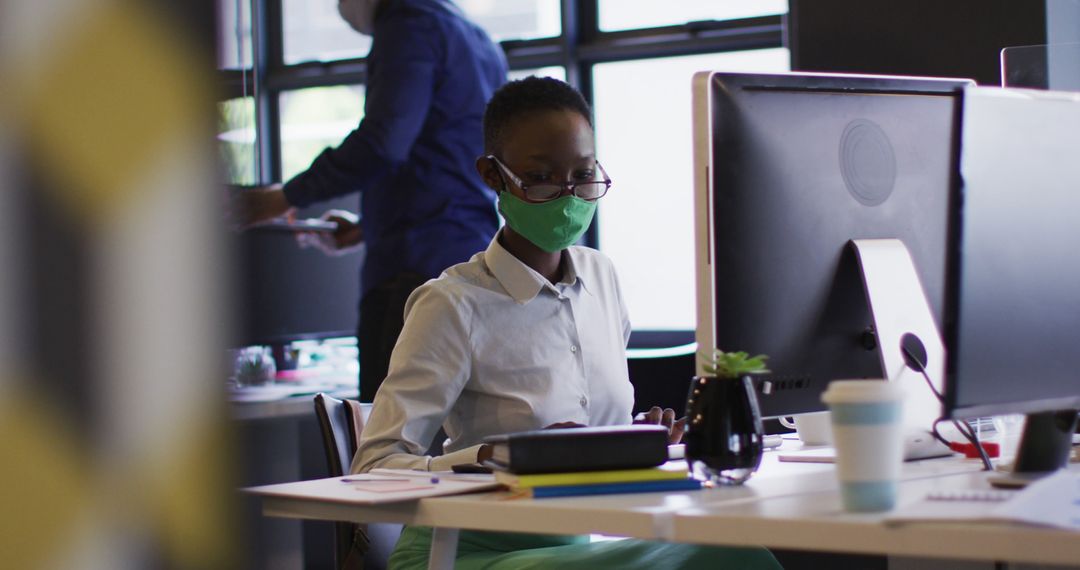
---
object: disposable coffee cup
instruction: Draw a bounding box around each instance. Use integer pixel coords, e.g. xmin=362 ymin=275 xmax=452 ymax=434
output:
xmin=821 ymin=380 xmax=905 ymax=512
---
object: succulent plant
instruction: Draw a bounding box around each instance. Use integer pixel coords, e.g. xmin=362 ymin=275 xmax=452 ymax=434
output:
xmin=234 ymin=346 xmax=276 ymax=386
xmin=700 ymin=349 xmax=770 ymax=379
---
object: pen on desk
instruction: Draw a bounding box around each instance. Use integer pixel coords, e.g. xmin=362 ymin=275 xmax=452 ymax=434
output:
xmin=341 ymin=478 xmax=410 ymax=483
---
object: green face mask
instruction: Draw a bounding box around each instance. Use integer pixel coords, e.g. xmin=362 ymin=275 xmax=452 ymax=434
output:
xmin=498 ymin=191 xmax=597 ymax=253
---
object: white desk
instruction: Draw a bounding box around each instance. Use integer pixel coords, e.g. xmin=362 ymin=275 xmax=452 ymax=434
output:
xmin=257 ymin=451 xmax=846 ymax=568
xmin=229 ymin=386 xmax=358 ymax=421
xmin=259 ymin=451 xmax=844 ymax=532
xmin=249 ymin=444 xmax=1080 ymax=569
xmin=230 ymin=384 xmax=359 ymax=568
xmin=675 ymin=467 xmax=1080 ymax=567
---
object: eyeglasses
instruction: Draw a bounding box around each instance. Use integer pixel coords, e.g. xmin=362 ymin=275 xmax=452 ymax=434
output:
xmin=488 ymin=155 xmax=612 ymax=202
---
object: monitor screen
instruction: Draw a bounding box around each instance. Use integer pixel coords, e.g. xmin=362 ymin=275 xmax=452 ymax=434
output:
xmin=233 ymin=194 xmax=361 ymax=347
xmin=692 ymin=72 xmax=969 ymax=418
xmin=945 ymin=86 xmax=1080 ymax=419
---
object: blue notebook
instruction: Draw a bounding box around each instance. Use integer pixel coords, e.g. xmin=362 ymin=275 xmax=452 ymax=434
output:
xmin=529 ymin=477 xmax=702 ymax=499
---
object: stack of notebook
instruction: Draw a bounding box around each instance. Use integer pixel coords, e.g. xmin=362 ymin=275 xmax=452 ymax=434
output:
xmin=482 ymin=425 xmax=702 ymax=498
xmin=493 ymin=463 xmax=700 ymax=498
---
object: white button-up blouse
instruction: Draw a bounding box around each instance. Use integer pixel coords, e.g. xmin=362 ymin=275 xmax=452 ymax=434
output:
xmin=352 ymin=232 xmax=634 ymax=473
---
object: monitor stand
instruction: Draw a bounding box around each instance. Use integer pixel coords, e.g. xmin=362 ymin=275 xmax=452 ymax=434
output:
xmin=989 ymin=410 xmax=1079 ymax=488
xmin=850 ymin=239 xmax=945 ymax=435
xmin=852 ymin=240 xmax=1078 ymax=477
xmin=1013 ymin=410 xmax=1079 ymax=472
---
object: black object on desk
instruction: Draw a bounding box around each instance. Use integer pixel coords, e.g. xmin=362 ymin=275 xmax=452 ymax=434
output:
xmin=451 ymin=463 xmax=493 ymax=474
xmin=683 ymin=374 xmax=764 ymax=486
xmin=483 ymin=425 xmax=669 ymax=474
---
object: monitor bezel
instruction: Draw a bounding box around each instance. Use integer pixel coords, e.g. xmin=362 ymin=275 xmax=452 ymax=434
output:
xmin=942 ymin=86 xmax=1080 ymax=420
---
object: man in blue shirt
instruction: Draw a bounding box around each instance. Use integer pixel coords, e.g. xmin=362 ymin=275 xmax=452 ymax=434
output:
xmin=236 ymin=0 xmax=507 ymax=402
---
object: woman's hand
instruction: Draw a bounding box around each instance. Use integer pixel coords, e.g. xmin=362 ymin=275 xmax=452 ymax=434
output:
xmin=634 ymin=406 xmax=687 ymax=444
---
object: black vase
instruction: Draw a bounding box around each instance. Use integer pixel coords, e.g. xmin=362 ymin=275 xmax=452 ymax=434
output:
xmin=683 ymin=375 xmax=764 ymax=485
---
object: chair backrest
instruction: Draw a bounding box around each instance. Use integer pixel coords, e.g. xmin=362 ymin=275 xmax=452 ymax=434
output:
xmin=314 ymin=393 xmax=387 ymax=570
xmin=314 ymin=392 xmax=362 ymax=477
xmin=626 ymin=346 xmax=696 ymax=416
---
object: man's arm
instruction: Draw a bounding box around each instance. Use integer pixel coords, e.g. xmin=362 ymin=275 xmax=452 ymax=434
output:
xmin=228 ymin=183 xmax=294 ymax=228
xmin=283 ymin=13 xmax=440 ymax=208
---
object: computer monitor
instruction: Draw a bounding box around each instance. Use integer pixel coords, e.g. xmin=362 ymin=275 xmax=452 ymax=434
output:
xmin=233 ymin=194 xmax=360 ymax=347
xmin=692 ymin=72 xmax=971 ymax=426
xmin=944 ymin=86 xmax=1080 ymax=474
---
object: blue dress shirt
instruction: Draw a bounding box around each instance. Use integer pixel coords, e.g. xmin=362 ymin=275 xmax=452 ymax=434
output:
xmin=283 ymin=0 xmax=507 ymax=297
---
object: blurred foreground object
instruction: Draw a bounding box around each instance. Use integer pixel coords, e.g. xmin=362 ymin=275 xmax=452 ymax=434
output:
xmin=0 ymin=1 xmax=235 ymax=568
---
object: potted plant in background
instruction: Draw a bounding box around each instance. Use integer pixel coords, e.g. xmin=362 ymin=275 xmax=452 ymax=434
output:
xmin=683 ymin=349 xmax=770 ymax=485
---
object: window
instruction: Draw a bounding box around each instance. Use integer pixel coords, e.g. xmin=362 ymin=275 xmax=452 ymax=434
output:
xmin=598 ymin=0 xmax=788 ymax=31
xmin=219 ymin=0 xmax=787 ymax=343
xmin=279 ymin=85 xmax=366 ymax=180
xmin=508 ymin=66 xmax=566 ymax=82
xmin=218 ymin=97 xmax=256 ymax=184
xmin=282 ymin=0 xmax=562 ymax=64
xmin=216 ymin=0 xmax=252 ymax=69
xmin=283 ymin=0 xmax=372 ymax=64
xmin=460 ymin=0 xmax=561 ymax=41
xmin=593 ymin=48 xmax=790 ymax=331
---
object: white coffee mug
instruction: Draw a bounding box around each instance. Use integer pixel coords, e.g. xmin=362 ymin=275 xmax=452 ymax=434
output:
xmin=778 ymin=411 xmax=833 ymax=445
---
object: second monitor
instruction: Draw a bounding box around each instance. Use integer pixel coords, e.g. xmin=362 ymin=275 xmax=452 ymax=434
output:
xmin=692 ymin=72 xmax=971 ymax=425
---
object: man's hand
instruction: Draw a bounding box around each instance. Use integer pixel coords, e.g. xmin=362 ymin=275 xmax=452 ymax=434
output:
xmin=297 ymin=209 xmax=364 ymax=256
xmin=228 ymin=184 xmax=294 ymax=229
xmin=634 ymin=406 xmax=687 ymax=444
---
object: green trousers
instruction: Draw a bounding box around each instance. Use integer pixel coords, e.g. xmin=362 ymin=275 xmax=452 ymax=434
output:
xmin=388 ymin=526 xmax=783 ymax=570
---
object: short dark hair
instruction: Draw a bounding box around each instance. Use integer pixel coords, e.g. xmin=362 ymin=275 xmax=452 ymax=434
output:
xmin=483 ymin=76 xmax=593 ymax=155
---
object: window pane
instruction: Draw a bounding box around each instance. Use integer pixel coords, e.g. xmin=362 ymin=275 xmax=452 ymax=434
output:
xmin=217 ymin=97 xmax=257 ymax=184
xmin=216 ymin=0 xmax=252 ymax=69
xmin=459 ymin=0 xmax=561 ymax=41
xmin=282 ymin=0 xmax=559 ymax=64
xmin=599 ymin=0 xmax=787 ymax=31
xmin=508 ymin=66 xmax=566 ymax=82
xmin=593 ymin=49 xmax=790 ymax=332
xmin=283 ymin=0 xmax=372 ymax=65
xmin=279 ymin=86 xmax=366 ymax=181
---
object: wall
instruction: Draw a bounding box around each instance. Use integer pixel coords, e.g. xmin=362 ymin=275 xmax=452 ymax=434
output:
xmin=789 ymin=0 xmax=1048 ymax=85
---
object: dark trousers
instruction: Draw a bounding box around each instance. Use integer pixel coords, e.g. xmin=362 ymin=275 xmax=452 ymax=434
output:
xmin=357 ymin=272 xmax=428 ymax=403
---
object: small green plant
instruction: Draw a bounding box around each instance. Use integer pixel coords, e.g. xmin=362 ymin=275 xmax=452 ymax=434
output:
xmin=700 ymin=349 xmax=770 ymax=379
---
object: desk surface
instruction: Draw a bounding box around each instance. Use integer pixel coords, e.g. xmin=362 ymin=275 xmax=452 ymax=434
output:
xmin=675 ymin=467 xmax=1080 ymax=566
xmin=249 ymin=445 xmax=1080 ymax=566
xmin=259 ymin=450 xmax=844 ymax=536
xmin=229 ymin=386 xmax=358 ymax=421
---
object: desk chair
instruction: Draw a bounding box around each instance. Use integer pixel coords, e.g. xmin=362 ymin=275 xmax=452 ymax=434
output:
xmin=313 ymin=393 xmax=402 ymax=570
xmin=626 ymin=345 xmax=696 ymax=416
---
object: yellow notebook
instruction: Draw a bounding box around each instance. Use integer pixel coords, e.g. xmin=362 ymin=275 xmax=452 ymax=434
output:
xmin=494 ymin=464 xmax=689 ymax=489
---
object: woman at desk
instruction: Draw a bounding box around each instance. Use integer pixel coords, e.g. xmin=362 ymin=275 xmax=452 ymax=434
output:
xmin=354 ymin=77 xmax=781 ymax=569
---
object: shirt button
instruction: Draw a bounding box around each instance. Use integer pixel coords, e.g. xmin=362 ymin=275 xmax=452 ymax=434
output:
xmin=580 ymin=396 xmax=588 ymax=408
xmin=570 ymin=345 xmax=578 ymax=353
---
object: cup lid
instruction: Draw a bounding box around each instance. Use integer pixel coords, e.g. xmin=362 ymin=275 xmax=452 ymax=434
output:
xmin=821 ymin=379 xmax=905 ymax=404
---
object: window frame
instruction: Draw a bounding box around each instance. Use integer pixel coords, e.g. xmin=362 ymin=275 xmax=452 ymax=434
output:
xmin=217 ymin=0 xmax=786 ymax=347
